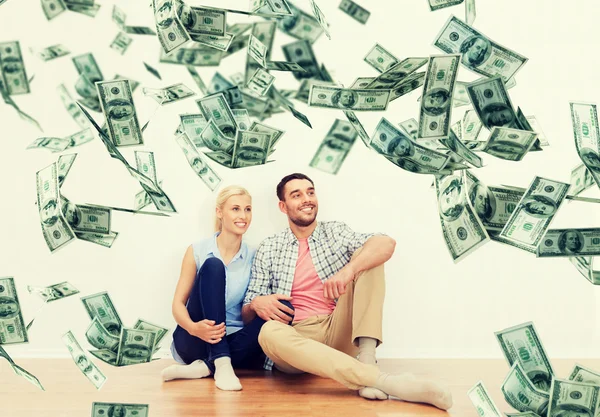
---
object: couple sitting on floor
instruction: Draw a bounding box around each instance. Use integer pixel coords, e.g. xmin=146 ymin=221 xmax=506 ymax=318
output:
xmin=161 ymin=173 xmax=453 ymax=410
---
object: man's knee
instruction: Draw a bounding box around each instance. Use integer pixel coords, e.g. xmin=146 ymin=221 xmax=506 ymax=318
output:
xmin=258 ymin=320 xmax=289 ymax=348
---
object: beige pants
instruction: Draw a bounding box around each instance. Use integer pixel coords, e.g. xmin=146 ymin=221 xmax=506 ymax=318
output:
xmin=257 ymin=249 xmax=385 ymax=390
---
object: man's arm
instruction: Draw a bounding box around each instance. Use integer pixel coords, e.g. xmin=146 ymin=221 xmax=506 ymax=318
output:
xmin=241 ymin=242 xmax=271 ymax=325
xmin=344 ymin=235 xmax=396 ymax=277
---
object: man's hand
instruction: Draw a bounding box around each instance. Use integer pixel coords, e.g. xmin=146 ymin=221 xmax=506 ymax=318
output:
xmin=251 ymin=294 xmax=294 ymax=323
xmin=323 ymin=264 xmax=356 ymax=299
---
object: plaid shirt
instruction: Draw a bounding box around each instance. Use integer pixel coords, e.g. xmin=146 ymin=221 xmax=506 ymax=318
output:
xmin=243 ymin=220 xmax=383 ymax=371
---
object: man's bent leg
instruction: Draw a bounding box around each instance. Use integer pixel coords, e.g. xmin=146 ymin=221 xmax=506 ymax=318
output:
xmin=259 ymin=320 xmax=380 ymax=389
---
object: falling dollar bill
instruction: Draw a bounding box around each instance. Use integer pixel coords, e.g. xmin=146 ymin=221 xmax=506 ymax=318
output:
xmin=72 ymin=53 xmax=103 ymax=84
xmin=232 ymin=109 xmax=251 ymax=130
xmin=428 ymin=0 xmax=464 ymax=11
xmin=35 ymin=44 xmax=70 ymax=61
xmin=81 ymin=292 xmax=123 ymax=337
xmin=366 ymin=57 xmax=428 ymax=90
xmin=536 ymin=228 xmax=600 ymax=258
xmin=568 ymin=364 xmax=600 ymax=384
xmin=467 ymin=381 xmax=504 ymax=417
xmin=418 ymin=54 xmax=460 ymax=139
xmin=92 ymin=402 xmax=149 ymax=417
xmin=178 ymin=5 xmax=226 ymax=36
xmin=77 ymin=231 xmax=119 ymax=248
xmin=310 ymin=119 xmax=357 ymax=175
xmin=133 ymin=151 xmax=177 ymax=213
xmin=570 ymin=256 xmax=600 ymax=285
xmin=197 ymin=119 xmax=235 ymax=152
xmin=339 ymin=0 xmax=370 ymax=24
xmin=0 ymin=345 xmax=44 ymax=390
xmin=248 ymin=34 xmax=268 ymax=68
xmin=245 ymin=22 xmax=276 ymax=84
xmin=41 ymin=0 xmax=67 ymax=20
xmin=246 ymin=67 xmax=275 ymax=96
xmin=86 ymin=317 xmax=120 ymax=352
xmin=153 ymin=0 xmax=190 ymax=54
xmin=62 ymin=330 xmax=107 ymax=389
xmin=467 ymin=76 xmax=520 ymax=130
xmin=364 ymin=43 xmax=399 ymax=73
xmin=116 ymin=328 xmax=155 ymax=366
xmin=0 ymin=277 xmax=27 ymax=344
xmin=483 ymin=127 xmax=538 ymax=161
xmin=433 ymin=15 xmax=527 ymax=81
xmin=159 ymin=45 xmax=222 ymax=66
xmin=27 ymin=281 xmax=79 ymax=303
xmin=277 ymin=1 xmax=323 ymax=44
xmin=547 ymin=379 xmax=600 ymax=417
xmin=175 ymin=132 xmax=222 ymax=190
xmin=57 ymin=84 xmax=89 ymax=129
xmin=495 ymin=321 xmax=554 ymax=392
xmin=110 ymin=32 xmax=133 ymax=55
xmin=142 ymin=83 xmax=195 ymax=105
xmin=434 ymin=172 xmax=489 ymax=262
xmin=501 ymin=362 xmax=550 ymax=416
xmin=197 ymin=92 xmax=238 ymax=138
xmin=440 ymin=129 xmax=483 ymax=168
xmin=498 ymin=176 xmax=569 ymax=252
xmin=309 ymin=85 xmax=390 ymax=111
xmin=390 ymin=72 xmax=425 ymax=102
xmin=133 ymin=319 xmax=168 ymax=350
xmin=570 ymin=102 xmax=600 ymax=190
xmin=309 ymin=0 xmax=330 ymax=39
xmin=0 ymin=41 xmax=30 ymax=95
xmin=231 ymin=130 xmax=271 ymax=168
xmin=60 ymin=196 xmax=112 ymax=234
xmin=190 ymin=32 xmax=233 ymax=52
xmin=282 ymin=39 xmax=322 ymax=81
xmin=465 ymin=0 xmax=476 ymax=24
xmin=97 ymin=79 xmax=143 ymax=147
xmin=570 ymin=164 xmax=595 ymax=197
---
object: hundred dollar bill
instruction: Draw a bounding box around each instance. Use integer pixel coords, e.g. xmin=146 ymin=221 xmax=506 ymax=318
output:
xmin=81 ymin=292 xmax=123 ymax=336
xmin=366 ymin=57 xmax=428 ymax=90
xmin=536 ymin=228 xmax=600 ymax=258
xmin=232 ymin=109 xmax=251 ymax=130
xmin=570 ymin=102 xmax=600 ymax=190
xmin=134 ymin=151 xmax=177 ymax=213
xmin=569 ymin=364 xmax=600 ymax=384
xmin=159 ymin=46 xmax=222 ymax=66
xmin=371 ymin=118 xmax=450 ymax=171
xmin=0 ymin=345 xmax=44 ymax=390
xmin=466 ymin=0 xmax=476 ymax=24
xmin=41 ymin=0 xmax=67 ymax=19
xmin=89 ymin=349 xmax=117 ymax=366
xmin=349 ymin=77 xmax=375 ymax=89
xmin=429 ymin=0 xmax=464 ymax=11
xmin=418 ymin=54 xmax=460 ymax=139
xmin=0 ymin=277 xmax=27 ymax=344
xmin=250 ymin=121 xmax=285 ymax=150
xmin=57 ymin=84 xmax=88 ymax=128
xmin=389 ymin=72 xmax=425 ymax=102
xmin=36 ymin=163 xmax=76 ymax=253
xmin=0 ymin=41 xmax=30 ymax=95
xmin=464 ymin=171 xmax=522 ymax=231
xmin=27 ymin=136 xmax=70 ymax=152
xmin=364 ymin=43 xmax=399 ymax=73
xmin=310 ymin=119 xmax=357 ymax=175
xmin=483 ymin=127 xmax=538 ymax=161
xmin=434 ymin=172 xmax=489 ymax=262
xmin=27 ymin=281 xmax=79 ymax=303
xmin=190 ymin=33 xmax=233 ymax=52
xmin=62 ymin=331 xmax=107 ymax=389
xmin=232 ymin=130 xmax=271 ymax=168
xmin=433 ymin=15 xmax=527 ymax=81
xmin=76 ymin=231 xmax=119 ymax=248
xmin=133 ymin=319 xmax=168 ymax=350
xmin=246 ymin=67 xmax=275 ymax=96
xmin=197 ymin=93 xmax=238 ymax=138
xmin=177 ymin=5 xmax=226 ymax=36
xmin=277 ymin=0 xmax=323 ymax=43
xmin=112 ymin=4 xmax=126 ymax=27
xmin=339 ymin=0 xmax=370 ymax=24
xmin=499 ymin=176 xmax=569 ymax=251
xmin=248 ymin=34 xmax=268 ymax=68
xmin=495 ymin=321 xmax=554 ymax=392
xmin=287 ymin=104 xmax=312 ymax=128
xmin=142 ymin=83 xmax=195 ymax=105
xmin=308 ymin=0 xmax=330 ymax=39
xmin=440 ymin=129 xmax=483 ymax=168
xmin=116 ymin=328 xmax=156 ymax=366
xmin=153 ymin=0 xmax=190 ymax=54
xmin=501 ymin=362 xmax=550 ymax=416
xmin=309 ymin=85 xmax=390 ymax=111
xmin=124 ymin=26 xmax=156 ymax=35
xmin=179 ymin=113 xmax=207 ymax=146
xmin=60 ymin=197 xmax=111 ymax=234
xmin=134 ymin=180 xmax=163 ymax=210
xmin=462 ymin=109 xmax=483 ymax=141
xmin=467 ymin=381 xmax=503 ymax=417
xmin=525 ymin=115 xmax=549 ymax=147
xmin=208 ymin=71 xmax=234 ymax=93
xmin=143 ymin=62 xmax=161 ymax=80
xmin=282 ymin=39 xmax=321 ymax=81
xmin=65 ymin=2 xmax=100 ymax=17
xmin=505 ymin=413 xmax=543 ymax=417
xmin=467 ymin=77 xmax=520 ymax=130
xmin=548 ymin=379 xmax=600 ymax=417
xmin=197 ymin=118 xmax=235 ymax=152
xmin=92 ymin=402 xmax=149 ymax=417
xmin=97 ymin=80 xmax=143 ymax=147
xmin=204 ymin=151 xmax=232 ymax=167
xmin=63 ymin=129 xmax=94 ymax=150
xmin=86 ymin=317 xmax=120 ymax=351
xmin=36 ymin=44 xmax=70 ymax=61
xmin=206 ymin=86 xmax=243 ymax=109
xmin=175 ymin=132 xmax=222 ymax=190
xmin=57 ymin=152 xmax=77 ymax=187
xmin=570 ymin=164 xmax=595 ymax=197
xmin=110 ymin=32 xmax=132 ymax=55
xmin=245 ymin=22 xmax=276 ymax=84
xmin=399 ymin=118 xmax=418 ymax=140
xmin=265 ymin=61 xmax=307 ymax=72
xmin=229 ymin=71 xmax=245 ymax=85
xmin=570 ymin=256 xmax=600 ymax=285
xmin=72 ymin=52 xmax=103 ymax=83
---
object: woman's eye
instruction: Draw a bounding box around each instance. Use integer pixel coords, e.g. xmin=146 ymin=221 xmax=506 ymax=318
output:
xmin=233 ymin=207 xmax=238 ymax=211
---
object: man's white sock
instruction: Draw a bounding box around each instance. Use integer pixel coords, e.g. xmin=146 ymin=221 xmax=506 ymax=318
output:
xmin=357 ymin=337 xmax=388 ymax=400
xmin=213 ymin=356 xmax=242 ymax=391
xmin=161 ymin=360 xmax=211 ymax=382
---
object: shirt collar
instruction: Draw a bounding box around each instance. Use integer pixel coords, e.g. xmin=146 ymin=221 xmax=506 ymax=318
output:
xmin=284 ymin=221 xmax=323 ymax=245
xmin=208 ymin=232 xmax=246 ymax=261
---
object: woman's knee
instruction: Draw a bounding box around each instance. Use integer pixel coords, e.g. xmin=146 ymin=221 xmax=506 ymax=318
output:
xmin=201 ymin=257 xmax=225 ymax=274
xmin=278 ymin=300 xmax=295 ymax=323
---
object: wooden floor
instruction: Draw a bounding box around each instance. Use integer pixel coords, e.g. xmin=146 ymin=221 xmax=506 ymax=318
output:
xmin=3 ymin=358 xmax=599 ymax=416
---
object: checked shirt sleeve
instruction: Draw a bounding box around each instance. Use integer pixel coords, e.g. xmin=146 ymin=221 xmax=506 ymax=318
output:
xmin=333 ymin=221 xmax=384 ymax=258
xmin=243 ymin=240 xmax=272 ymax=306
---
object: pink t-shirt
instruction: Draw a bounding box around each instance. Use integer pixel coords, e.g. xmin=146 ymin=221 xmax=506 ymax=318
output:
xmin=291 ymin=238 xmax=336 ymax=322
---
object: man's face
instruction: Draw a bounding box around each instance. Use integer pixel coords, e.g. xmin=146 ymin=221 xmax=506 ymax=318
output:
xmin=279 ymin=179 xmax=318 ymax=227
xmin=584 ymin=152 xmax=600 ymax=169
xmin=76 ymin=356 xmax=91 ymax=372
xmin=41 ymin=201 xmax=58 ymax=224
xmin=394 ymin=138 xmax=411 ymax=157
xmin=468 ymin=38 xmax=487 ymax=63
xmin=125 ymin=347 xmax=148 ymax=358
xmin=110 ymin=105 xmax=131 ymax=119
xmin=565 ymin=232 xmax=581 ymax=251
xmin=191 ymin=157 xmax=205 ymax=171
xmin=473 ymin=186 xmax=489 ymax=216
xmin=179 ymin=50 xmax=196 ymax=64
xmin=156 ymin=2 xmax=172 ymax=24
xmin=442 ymin=184 xmax=461 ymax=210
xmin=109 ymin=405 xmax=126 ymax=417
xmin=425 ymin=93 xmax=445 ymax=109
xmin=339 ymin=91 xmax=354 ymax=107
xmin=528 ymin=201 xmax=550 ymax=215
xmin=0 ymin=302 xmax=17 ymax=317
xmin=491 ymin=143 xmax=522 ymax=155
xmin=488 ymin=108 xmax=513 ymax=127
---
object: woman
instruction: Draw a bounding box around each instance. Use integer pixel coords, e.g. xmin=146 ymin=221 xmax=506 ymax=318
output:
xmin=161 ymin=185 xmax=292 ymax=390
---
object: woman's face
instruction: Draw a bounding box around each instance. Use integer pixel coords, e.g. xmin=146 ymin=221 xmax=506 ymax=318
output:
xmin=217 ymin=194 xmax=252 ymax=236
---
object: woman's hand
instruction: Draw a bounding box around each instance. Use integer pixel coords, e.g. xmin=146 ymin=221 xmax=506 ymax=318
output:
xmin=189 ymin=319 xmax=226 ymax=344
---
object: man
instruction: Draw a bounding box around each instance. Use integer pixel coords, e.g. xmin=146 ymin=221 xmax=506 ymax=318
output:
xmin=422 ymin=88 xmax=450 ymax=116
xmin=331 ymin=89 xmax=358 ymax=109
xmin=241 ymin=173 xmax=453 ymax=410
xmin=558 ymin=230 xmax=584 ymax=255
xmin=522 ymin=196 xmax=557 ymax=218
xmin=481 ymin=103 xmax=515 ymax=128
xmin=459 ymin=36 xmax=491 ymax=67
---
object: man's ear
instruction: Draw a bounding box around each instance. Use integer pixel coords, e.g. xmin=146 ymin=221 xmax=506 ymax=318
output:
xmin=278 ymin=200 xmax=287 ymax=215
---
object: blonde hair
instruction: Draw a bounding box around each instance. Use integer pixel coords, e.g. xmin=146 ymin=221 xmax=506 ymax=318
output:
xmin=214 ymin=185 xmax=252 ymax=232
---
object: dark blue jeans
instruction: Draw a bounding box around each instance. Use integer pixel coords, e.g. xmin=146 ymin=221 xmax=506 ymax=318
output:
xmin=173 ymin=257 xmax=294 ymax=374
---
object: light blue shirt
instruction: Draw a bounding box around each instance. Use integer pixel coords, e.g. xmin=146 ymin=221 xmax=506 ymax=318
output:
xmin=171 ymin=232 xmax=256 ymax=363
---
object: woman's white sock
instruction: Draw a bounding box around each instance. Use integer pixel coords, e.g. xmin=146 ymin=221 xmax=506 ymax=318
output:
xmin=161 ymin=360 xmax=211 ymax=381
xmin=213 ymin=356 xmax=242 ymax=391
